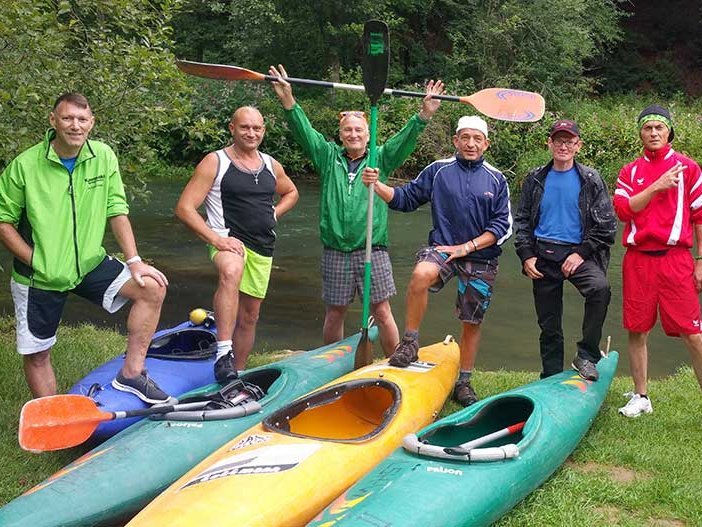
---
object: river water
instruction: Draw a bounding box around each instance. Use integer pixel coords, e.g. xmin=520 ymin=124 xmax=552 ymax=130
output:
xmin=0 ymin=181 xmax=691 ymax=378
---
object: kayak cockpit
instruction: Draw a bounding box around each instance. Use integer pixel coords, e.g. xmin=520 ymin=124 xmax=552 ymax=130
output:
xmin=263 ymin=379 xmax=401 ymax=442
xmin=147 ymin=328 xmax=216 ymax=360
xmin=403 ymin=396 xmax=534 ymax=462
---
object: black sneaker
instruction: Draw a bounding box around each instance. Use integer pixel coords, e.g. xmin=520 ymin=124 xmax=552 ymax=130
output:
xmin=453 ymin=379 xmax=479 ymax=407
xmin=572 ymin=355 xmax=599 ymax=381
xmin=388 ymin=336 xmax=419 ymax=368
xmin=214 ymin=351 xmax=238 ymax=384
xmin=112 ymin=370 xmax=171 ymax=404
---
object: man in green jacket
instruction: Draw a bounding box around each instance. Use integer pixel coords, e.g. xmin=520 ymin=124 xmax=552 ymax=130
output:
xmin=269 ymin=65 xmax=443 ymax=356
xmin=0 ymin=92 xmax=170 ymax=403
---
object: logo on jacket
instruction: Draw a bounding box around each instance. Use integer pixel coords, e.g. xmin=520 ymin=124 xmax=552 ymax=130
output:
xmin=483 ymin=191 xmax=494 ymax=198
xmin=636 ymin=178 xmax=644 ymax=185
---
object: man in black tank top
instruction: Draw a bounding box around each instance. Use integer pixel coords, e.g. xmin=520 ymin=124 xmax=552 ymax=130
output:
xmin=175 ymin=106 xmax=298 ymax=381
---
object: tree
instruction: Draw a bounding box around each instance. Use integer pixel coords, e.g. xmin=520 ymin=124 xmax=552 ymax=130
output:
xmin=0 ymin=0 xmax=190 ymax=182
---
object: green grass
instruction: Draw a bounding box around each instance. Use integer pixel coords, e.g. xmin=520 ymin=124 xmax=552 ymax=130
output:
xmin=1 ymin=318 xmax=700 ymax=526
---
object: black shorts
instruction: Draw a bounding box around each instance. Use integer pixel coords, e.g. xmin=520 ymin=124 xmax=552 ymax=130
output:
xmin=11 ymin=255 xmax=131 ymax=354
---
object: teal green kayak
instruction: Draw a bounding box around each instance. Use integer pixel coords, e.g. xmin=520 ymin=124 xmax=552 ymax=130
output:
xmin=310 ymin=351 xmax=618 ymax=527
xmin=0 ymin=330 xmax=375 ymax=527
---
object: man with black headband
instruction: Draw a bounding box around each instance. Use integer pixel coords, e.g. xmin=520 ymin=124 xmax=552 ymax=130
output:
xmin=269 ymin=64 xmax=443 ymax=357
xmin=614 ymin=104 xmax=702 ymax=417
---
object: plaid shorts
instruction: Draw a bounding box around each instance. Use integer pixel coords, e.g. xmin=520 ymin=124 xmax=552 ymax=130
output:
xmin=416 ymin=247 xmax=498 ymax=324
xmin=321 ymin=247 xmax=396 ymax=306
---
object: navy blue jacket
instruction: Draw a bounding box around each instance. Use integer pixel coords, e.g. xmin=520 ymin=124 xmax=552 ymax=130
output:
xmin=389 ymin=155 xmax=513 ymax=260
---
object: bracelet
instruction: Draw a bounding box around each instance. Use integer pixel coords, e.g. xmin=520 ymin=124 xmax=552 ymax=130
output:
xmin=471 ymin=239 xmax=479 ymax=252
xmin=695 ymin=255 xmax=702 ymax=261
xmin=126 ymin=255 xmax=142 ymax=266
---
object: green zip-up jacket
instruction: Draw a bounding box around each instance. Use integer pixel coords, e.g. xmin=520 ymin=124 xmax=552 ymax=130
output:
xmin=0 ymin=129 xmax=129 ymax=291
xmin=285 ymin=104 xmax=427 ymax=251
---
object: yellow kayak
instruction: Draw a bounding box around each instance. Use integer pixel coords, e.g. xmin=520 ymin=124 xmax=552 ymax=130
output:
xmin=127 ymin=339 xmax=460 ymax=527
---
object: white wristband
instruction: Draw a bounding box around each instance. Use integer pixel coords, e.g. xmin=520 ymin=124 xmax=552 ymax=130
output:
xmin=126 ymin=255 xmax=142 ymax=266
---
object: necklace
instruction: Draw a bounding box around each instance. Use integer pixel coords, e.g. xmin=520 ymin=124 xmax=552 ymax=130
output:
xmin=230 ymin=147 xmax=264 ymax=184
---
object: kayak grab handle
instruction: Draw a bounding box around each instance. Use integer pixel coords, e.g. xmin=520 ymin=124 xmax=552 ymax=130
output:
xmin=150 ymin=401 xmax=262 ymax=422
xmin=402 ymin=433 xmax=520 ymax=462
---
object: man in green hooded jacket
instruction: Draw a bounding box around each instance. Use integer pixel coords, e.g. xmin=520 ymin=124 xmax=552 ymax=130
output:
xmin=269 ymin=64 xmax=443 ymax=356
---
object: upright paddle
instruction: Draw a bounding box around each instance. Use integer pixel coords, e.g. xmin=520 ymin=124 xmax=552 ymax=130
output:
xmin=175 ymin=59 xmax=545 ymax=122
xmin=355 ymin=20 xmax=390 ymax=370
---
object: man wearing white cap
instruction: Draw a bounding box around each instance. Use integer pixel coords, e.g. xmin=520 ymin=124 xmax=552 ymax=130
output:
xmin=363 ymin=115 xmax=513 ymax=406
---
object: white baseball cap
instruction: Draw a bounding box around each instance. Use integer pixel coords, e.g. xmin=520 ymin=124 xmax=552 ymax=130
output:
xmin=455 ymin=116 xmax=488 ymax=138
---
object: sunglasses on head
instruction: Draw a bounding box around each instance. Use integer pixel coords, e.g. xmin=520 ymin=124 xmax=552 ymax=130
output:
xmin=338 ymin=111 xmax=367 ymax=121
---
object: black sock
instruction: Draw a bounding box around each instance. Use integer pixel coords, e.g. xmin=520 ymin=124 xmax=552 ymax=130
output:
xmin=458 ymin=370 xmax=472 ymax=383
xmin=404 ymin=329 xmax=419 ymax=341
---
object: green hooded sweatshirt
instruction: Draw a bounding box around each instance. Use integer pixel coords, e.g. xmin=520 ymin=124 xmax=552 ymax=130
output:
xmin=284 ymin=104 xmax=427 ymax=251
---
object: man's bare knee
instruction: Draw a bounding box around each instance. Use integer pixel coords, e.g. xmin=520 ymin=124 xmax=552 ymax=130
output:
xmin=24 ymin=349 xmax=51 ymax=367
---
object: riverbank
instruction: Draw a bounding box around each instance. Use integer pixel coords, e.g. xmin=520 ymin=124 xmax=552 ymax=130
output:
xmin=1 ymin=319 xmax=700 ymax=525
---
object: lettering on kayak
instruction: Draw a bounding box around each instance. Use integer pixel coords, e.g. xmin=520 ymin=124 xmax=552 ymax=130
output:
xmin=230 ymin=433 xmax=271 ymax=451
xmin=166 ymin=422 xmax=203 ymax=428
xmin=179 ymin=444 xmax=321 ymax=490
xmin=312 ymin=345 xmax=353 ymax=363
xmin=427 ymin=465 xmax=463 ymax=476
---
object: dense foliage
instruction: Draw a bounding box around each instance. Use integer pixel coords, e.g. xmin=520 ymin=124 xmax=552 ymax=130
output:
xmin=171 ymin=0 xmax=625 ymax=99
xmin=2 ymin=0 xmax=701 ymax=197
xmin=0 ymin=0 xmax=189 ymax=187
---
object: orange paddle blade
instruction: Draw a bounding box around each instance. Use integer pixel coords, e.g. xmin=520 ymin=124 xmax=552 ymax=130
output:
xmin=460 ymin=88 xmax=545 ymax=122
xmin=175 ymin=60 xmax=266 ymax=82
xmin=18 ymin=395 xmax=111 ymax=452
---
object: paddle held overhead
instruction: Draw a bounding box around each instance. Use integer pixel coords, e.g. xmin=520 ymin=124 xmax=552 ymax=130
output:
xmin=175 ymin=59 xmax=545 ymax=122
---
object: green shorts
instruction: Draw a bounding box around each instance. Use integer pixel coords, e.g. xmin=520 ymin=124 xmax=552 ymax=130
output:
xmin=208 ymin=244 xmax=272 ymax=299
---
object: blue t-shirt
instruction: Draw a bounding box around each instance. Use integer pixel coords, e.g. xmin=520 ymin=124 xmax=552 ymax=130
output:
xmin=534 ymin=166 xmax=582 ymax=244
xmin=60 ymin=156 xmax=77 ymax=174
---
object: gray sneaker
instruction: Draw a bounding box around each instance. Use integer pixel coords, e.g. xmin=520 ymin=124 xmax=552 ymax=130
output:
xmin=454 ymin=379 xmax=479 ymax=407
xmin=388 ymin=336 xmax=419 ymax=368
xmin=112 ymin=370 xmax=171 ymax=404
xmin=572 ymin=355 xmax=599 ymax=381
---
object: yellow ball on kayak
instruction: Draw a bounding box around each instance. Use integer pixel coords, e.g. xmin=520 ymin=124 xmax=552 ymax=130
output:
xmin=189 ymin=308 xmax=208 ymax=325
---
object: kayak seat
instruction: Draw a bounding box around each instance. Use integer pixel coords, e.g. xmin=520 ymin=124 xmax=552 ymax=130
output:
xmin=147 ymin=329 xmax=217 ymax=360
xmin=263 ymin=379 xmax=401 ymax=442
xmin=421 ymin=396 xmax=533 ymax=449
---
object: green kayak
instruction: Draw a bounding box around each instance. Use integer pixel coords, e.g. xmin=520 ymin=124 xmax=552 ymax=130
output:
xmin=310 ymin=350 xmax=618 ymax=527
xmin=0 ymin=330 xmax=375 ymax=527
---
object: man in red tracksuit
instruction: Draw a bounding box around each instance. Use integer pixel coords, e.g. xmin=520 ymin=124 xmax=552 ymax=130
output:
xmin=613 ymin=104 xmax=702 ymax=417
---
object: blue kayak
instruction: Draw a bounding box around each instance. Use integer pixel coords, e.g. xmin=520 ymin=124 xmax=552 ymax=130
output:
xmin=68 ymin=318 xmax=217 ymax=441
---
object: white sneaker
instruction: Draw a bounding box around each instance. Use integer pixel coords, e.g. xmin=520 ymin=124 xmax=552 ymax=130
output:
xmin=618 ymin=392 xmax=653 ymax=418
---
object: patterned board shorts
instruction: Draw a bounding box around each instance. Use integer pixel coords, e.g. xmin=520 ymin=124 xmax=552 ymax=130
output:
xmin=416 ymin=246 xmax=499 ymax=324
xmin=321 ymin=247 xmax=396 ymax=306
